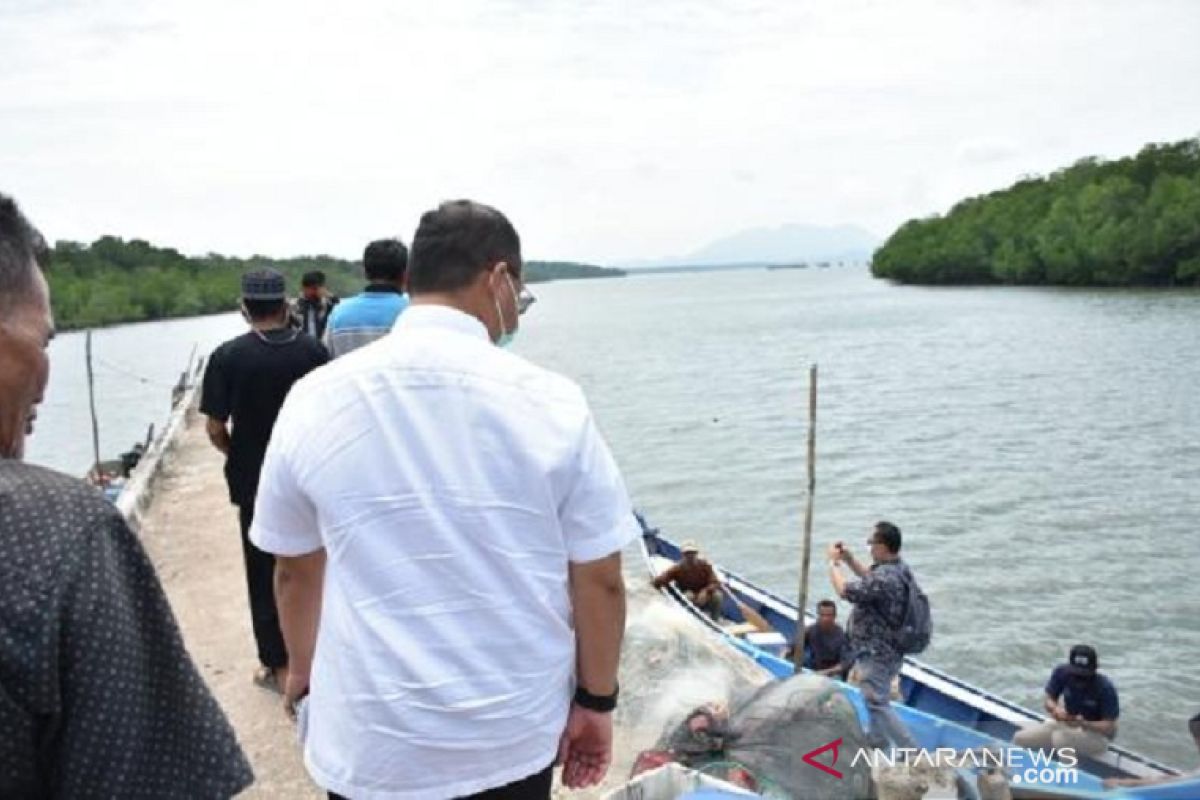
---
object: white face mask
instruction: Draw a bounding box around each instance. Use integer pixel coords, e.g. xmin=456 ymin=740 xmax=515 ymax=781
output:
xmin=493 ymin=272 xmax=519 ymax=348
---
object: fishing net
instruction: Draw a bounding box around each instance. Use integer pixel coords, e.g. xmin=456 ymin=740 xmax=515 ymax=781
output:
xmin=557 ymin=552 xmax=880 ymax=799
xmin=628 ymin=674 xmax=875 ymax=799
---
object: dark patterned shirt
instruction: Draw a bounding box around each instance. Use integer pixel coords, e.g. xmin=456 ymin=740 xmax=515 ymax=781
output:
xmin=0 ymin=461 xmax=253 ymax=798
xmin=844 ymin=560 xmax=910 ymax=663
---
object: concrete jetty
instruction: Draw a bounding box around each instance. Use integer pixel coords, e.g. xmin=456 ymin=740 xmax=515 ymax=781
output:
xmin=137 ymin=407 xmax=321 ymax=797
xmin=133 ymin=401 xmax=762 ymax=798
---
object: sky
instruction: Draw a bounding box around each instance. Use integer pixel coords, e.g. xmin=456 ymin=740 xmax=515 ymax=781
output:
xmin=2 ymin=0 xmax=1199 ymax=264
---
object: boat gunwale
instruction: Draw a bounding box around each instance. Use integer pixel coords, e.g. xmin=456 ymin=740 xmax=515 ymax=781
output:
xmin=639 ymin=527 xmax=1180 ymax=781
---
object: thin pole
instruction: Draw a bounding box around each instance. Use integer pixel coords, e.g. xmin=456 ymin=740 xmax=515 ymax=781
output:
xmin=793 ymin=364 xmax=818 ymax=672
xmin=86 ymin=330 xmax=102 ymax=473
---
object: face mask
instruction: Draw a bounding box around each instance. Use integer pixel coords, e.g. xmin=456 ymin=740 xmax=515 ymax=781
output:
xmin=493 ymin=273 xmax=519 ymax=348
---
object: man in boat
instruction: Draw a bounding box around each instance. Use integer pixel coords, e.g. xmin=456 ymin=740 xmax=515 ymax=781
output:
xmin=323 ymin=237 xmax=410 ymax=358
xmin=1012 ymin=644 xmax=1119 ymax=759
xmin=791 ymin=599 xmax=851 ymax=678
xmin=201 ymin=269 xmax=329 ymax=692
xmin=652 ymin=539 xmax=724 ymax=620
xmin=0 ymin=192 xmax=253 ymax=796
xmin=1104 ymin=712 xmax=1200 ymax=790
xmin=828 ymin=521 xmax=920 ymax=752
xmin=252 ymin=200 xmax=637 ymax=799
xmin=292 ymin=269 xmax=339 ymax=340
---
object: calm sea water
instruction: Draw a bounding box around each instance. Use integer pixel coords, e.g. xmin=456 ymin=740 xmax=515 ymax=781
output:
xmin=28 ymin=267 xmax=1200 ymax=768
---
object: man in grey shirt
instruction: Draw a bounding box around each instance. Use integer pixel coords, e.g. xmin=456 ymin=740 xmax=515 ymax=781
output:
xmin=802 ymin=599 xmax=852 ymax=678
xmin=828 ymin=521 xmax=919 ymax=752
xmin=0 ymin=192 xmax=253 ymax=797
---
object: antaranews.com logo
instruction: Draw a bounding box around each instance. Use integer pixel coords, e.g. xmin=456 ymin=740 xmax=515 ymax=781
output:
xmin=800 ymin=738 xmax=1080 ymax=787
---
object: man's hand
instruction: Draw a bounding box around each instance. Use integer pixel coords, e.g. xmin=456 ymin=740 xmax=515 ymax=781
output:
xmin=557 ymin=705 xmax=613 ymax=789
xmin=204 ymin=416 xmax=231 ymax=455
xmin=695 ymin=589 xmax=711 ymax=605
xmin=1054 ymin=708 xmax=1082 ymax=726
xmin=283 ymin=670 xmax=310 ymax=720
xmin=826 ymin=543 xmax=842 ymax=562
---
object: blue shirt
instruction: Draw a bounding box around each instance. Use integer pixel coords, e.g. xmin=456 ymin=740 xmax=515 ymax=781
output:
xmin=1046 ymin=664 xmax=1120 ymax=721
xmin=844 ymin=560 xmax=910 ymax=662
xmin=324 ymin=285 xmax=409 ymax=358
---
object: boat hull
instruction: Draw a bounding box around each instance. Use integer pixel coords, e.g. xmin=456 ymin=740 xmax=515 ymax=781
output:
xmin=638 ymin=521 xmax=1181 ymax=788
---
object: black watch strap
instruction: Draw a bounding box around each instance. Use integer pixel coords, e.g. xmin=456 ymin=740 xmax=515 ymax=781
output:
xmin=573 ymin=683 xmax=619 ymax=713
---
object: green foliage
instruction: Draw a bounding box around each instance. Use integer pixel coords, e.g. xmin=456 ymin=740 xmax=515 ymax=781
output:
xmin=46 ymin=239 xmax=623 ymax=330
xmin=524 ymin=261 xmax=624 ymax=283
xmin=872 ymin=138 xmax=1200 ymax=287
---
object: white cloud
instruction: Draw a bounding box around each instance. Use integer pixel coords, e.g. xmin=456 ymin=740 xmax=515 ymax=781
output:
xmin=1 ymin=0 xmax=1198 ymax=263
xmin=956 ymin=138 xmax=1020 ymax=165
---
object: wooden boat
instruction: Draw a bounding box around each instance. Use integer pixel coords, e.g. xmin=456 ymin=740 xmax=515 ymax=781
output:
xmin=638 ymin=518 xmax=1194 ymax=796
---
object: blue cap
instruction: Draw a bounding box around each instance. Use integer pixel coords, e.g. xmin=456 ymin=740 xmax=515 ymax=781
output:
xmin=242 ymin=269 xmax=286 ymax=300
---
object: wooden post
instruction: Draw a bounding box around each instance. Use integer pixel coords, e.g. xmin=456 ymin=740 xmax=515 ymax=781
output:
xmin=793 ymin=364 xmax=818 ymax=672
xmin=85 ymin=330 xmax=102 ymax=474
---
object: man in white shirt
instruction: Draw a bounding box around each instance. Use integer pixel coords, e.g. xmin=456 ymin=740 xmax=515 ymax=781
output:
xmin=251 ymin=199 xmax=638 ymax=799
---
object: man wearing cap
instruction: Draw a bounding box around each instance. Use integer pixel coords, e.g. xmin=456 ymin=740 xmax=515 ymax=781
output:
xmin=652 ymin=540 xmax=724 ymax=620
xmin=201 ymin=269 xmax=328 ymax=691
xmin=1013 ymin=644 xmax=1120 ymax=758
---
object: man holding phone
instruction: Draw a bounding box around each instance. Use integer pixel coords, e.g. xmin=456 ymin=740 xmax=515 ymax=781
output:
xmin=827 ymin=521 xmax=919 ymax=752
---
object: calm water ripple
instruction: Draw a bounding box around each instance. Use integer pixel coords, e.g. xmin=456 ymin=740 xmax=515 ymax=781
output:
xmin=28 ymin=267 xmax=1200 ymax=768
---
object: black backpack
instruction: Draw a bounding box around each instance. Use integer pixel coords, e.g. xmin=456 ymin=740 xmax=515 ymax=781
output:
xmin=894 ymin=565 xmax=932 ymax=655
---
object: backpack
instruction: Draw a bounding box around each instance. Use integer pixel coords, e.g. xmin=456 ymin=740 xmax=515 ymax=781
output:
xmin=894 ymin=565 xmax=932 ymax=655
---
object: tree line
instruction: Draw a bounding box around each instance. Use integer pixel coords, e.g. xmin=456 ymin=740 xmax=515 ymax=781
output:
xmin=871 ymin=138 xmax=1200 ymax=286
xmin=46 ymin=238 xmax=623 ymax=330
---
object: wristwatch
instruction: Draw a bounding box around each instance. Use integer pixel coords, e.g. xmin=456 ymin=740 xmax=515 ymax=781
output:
xmin=574 ymin=683 xmax=619 ymax=713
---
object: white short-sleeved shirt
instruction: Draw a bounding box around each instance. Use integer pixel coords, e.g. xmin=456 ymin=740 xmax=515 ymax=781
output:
xmin=251 ymin=305 xmax=639 ymax=800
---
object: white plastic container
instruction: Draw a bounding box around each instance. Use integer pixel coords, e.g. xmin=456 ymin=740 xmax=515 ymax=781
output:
xmin=602 ymin=763 xmax=757 ymax=800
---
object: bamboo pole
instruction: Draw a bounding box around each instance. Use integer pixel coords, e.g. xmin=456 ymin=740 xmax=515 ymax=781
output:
xmin=793 ymin=364 xmax=818 ymax=672
xmin=85 ymin=330 xmax=102 ymax=474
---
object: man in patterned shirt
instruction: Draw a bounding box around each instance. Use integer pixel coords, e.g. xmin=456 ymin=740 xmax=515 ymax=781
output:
xmin=0 ymin=192 xmax=253 ymax=797
xmin=828 ymin=520 xmax=919 ymax=752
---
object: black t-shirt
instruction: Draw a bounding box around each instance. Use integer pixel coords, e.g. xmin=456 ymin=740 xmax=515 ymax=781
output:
xmin=200 ymin=327 xmax=328 ymax=506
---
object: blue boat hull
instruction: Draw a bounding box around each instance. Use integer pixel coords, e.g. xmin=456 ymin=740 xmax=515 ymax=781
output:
xmin=638 ymin=520 xmax=1188 ymax=794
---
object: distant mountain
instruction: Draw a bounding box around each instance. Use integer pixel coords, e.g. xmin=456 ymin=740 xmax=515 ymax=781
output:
xmin=625 ymin=223 xmax=879 ymax=268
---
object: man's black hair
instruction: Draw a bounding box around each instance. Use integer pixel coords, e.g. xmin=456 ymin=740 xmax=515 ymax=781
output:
xmin=408 ymin=200 xmax=521 ymax=294
xmin=816 ymin=599 xmax=837 ymax=613
xmin=301 ymin=270 xmax=326 ymax=288
xmin=874 ymin=521 xmax=902 ymax=553
xmin=1190 ymin=712 xmax=1200 ymax=738
xmin=0 ymin=193 xmax=49 ymax=314
xmin=363 ymin=238 xmax=409 ymax=283
xmin=243 ymin=298 xmax=287 ymax=321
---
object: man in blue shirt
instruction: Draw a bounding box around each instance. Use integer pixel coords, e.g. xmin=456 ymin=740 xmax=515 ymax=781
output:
xmin=324 ymin=238 xmax=409 ymax=357
xmin=1013 ymin=644 xmax=1119 ymax=758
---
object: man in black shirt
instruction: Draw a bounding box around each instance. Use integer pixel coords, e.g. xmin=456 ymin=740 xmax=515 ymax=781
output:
xmin=201 ymin=269 xmax=328 ymax=691
xmin=1 ymin=192 xmax=253 ymax=796
xmin=292 ymin=269 xmax=339 ymax=340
